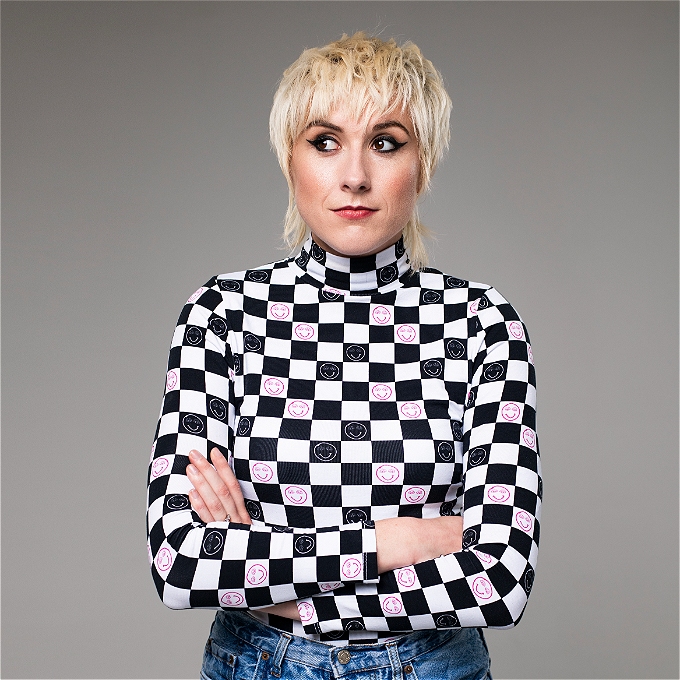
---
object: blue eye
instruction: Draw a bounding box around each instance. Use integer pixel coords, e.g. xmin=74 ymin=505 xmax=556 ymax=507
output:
xmin=308 ymin=136 xmax=339 ymax=151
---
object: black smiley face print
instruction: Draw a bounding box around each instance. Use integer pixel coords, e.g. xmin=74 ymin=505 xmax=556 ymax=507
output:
xmin=182 ymin=414 xmax=204 ymax=434
xmin=346 ymin=345 xmax=366 ymax=361
xmin=209 ymin=317 xmax=227 ymax=337
xmin=313 ymin=442 xmax=337 ymax=461
xmin=345 ymin=508 xmax=368 ymax=524
xmin=209 ymin=398 xmax=227 ymax=420
xmin=166 ymin=495 xmax=189 ymax=511
xmin=237 ymin=417 xmax=251 ymax=436
xmin=446 ymin=339 xmax=465 ymax=359
xmin=462 ymin=528 xmax=477 ymax=548
xmin=185 ymin=327 xmax=203 ymax=345
xmin=423 ymin=359 xmax=443 ymax=377
xmin=483 ymin=363 xmax=505 ymax=381
xmin=469 ymin=447 xmax=487 ymax=466
xmin=219 ymin=279 xmax=240 ymax=292
xmin=344 ymin=422 xmax=367 ymax=440
xmin=319 ymin=363 xmax=340 ymax=380
xmin=243 ymin=334 xmax=262 ymax=352
xmin=203 ymin=530 xmax=224 ymax=555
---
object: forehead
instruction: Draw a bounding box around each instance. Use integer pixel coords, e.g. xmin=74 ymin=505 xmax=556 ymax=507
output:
xmin=300 ymin=98 xmax=413 ymax=134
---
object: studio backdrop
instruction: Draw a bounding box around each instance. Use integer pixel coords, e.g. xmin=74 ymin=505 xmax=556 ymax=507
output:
xmin=2 ymin=2 xmax=678 ymax=678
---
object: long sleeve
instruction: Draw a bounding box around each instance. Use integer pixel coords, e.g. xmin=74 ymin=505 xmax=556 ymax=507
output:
xmin=147 ymin=279 xmax=379 ymax=611
xmin=296 ymin=285 xmax=541 ymax=633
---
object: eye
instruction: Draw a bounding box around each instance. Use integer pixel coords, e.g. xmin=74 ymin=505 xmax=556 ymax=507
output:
xmin=307 ymin=135 xmax=339 ymax=152
xmin=371 ymin=136 xmax=406 ymax=153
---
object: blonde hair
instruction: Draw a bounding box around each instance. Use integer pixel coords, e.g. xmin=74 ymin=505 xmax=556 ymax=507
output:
xmin=269 ymin=32 xmax=452 ymax=271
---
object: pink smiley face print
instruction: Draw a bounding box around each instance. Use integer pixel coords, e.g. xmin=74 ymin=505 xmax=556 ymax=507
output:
xmin=294 ymin=323 xmax=314 ymax=340
xmin=166 ymin=370 xmax=178 ymax=391
xmin=473 ymin=549 xmax=493 ymax=565
xmin=220 ymin=591 xmax=244 ymax=606
xmin=487 ymin=485 xmax=511 ymax=503
xmin=270 ymin=303 xmax=291 ymax=320
xmin=472 ymin=576 xmax=493 ymax=600
xmin=507 ymin=321 xmax=524 ymax=339
xmin=376 ymin=464 xmax=400 ymax=484
xmin=501 ymin=403 xmax=521 ymax=422
xmin=342 ymin=558 xmax=362 ymax=579
xmin=320 ymin=582 xmax=343 ymax=592
xmin=372 ymin=306 xmax=391 ymax=324
xmin=297 ymin=602 xmax=315 ymax=622
xmin=522 ymin=428 xmax=536 ymax=449
xmin=400 ymin=403 xmax=422 ymax=419
xmin=155 ymin=547 xmax=173 ymax=572
xmin=382 ymin=596 xmax=403 ymax=615
xmin=397 ymin=568 xmax=416 ymax=588
xmin=372 ymin=384 xmax=392 ymax=401
xmin=527 ymin=344 xmax=534 ymax=364
xmin=151 ymin=457 xmax=169 ymax=478
xmin=284 ymin=486 xmax=308 ymax=505
xmin=252 ymin=462 xmax=273 ymax=483
xmin=515 ymin=511 xmax=533 ymax=532
xmin=469 ymin=300 xmax=479 ymax=315
xmin=187 ymin=287 xmax=207 ymax=303
xmin=396 ymin=325 xmax=416 ymax=342
xmin=263 ymin=377 xmax=285 ymax=396
xmin=287 ymin=400 xmax=310 ymax=418
xmin=246 ymin=564 xmax=267 ymax=586
xmin=404 ymin=487 xmax=426 ymax=504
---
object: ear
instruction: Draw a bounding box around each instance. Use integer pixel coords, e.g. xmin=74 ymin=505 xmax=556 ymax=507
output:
xmin=416 ymin=164 xmax=426 ymax=195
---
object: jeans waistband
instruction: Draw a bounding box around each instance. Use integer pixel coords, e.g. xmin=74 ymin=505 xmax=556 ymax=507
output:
xmin=213 ymin=610 xmax=465 ymax=677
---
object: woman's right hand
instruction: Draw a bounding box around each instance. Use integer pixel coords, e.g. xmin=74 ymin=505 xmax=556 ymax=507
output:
xmin=375 ymin=516 xmax=463 ymax=574
xmin=186 ymin=448 xmax=252 ymax=525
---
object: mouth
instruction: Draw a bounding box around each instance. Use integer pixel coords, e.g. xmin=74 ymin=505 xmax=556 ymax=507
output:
xmin=333 ymin=206 xmax=377 ymax=219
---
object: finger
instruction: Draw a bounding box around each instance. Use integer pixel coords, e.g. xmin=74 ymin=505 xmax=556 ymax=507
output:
xmin=210 ymin=448 xmax=252 ymax=525
xmin=188 ymin=450 xmax=243 ymax=523
xmin=189 ymin=487 xmax=215 ymax=523
xmin=186 ymin=457 xmax=232 ymax=522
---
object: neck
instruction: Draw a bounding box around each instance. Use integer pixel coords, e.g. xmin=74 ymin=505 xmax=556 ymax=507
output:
xmin=293 ymin=235 xmax=412 ymax=295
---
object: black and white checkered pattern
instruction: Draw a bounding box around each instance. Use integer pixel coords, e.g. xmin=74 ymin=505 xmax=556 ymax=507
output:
xmin=147 ymin=236 xmax=541 ymax=644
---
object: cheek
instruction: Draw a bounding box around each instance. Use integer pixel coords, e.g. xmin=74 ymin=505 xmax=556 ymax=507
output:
xmin=388 ymin=164 xmax=419 ymax=213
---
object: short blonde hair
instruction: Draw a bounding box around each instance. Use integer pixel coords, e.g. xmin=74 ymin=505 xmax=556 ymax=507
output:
xmin=269 ymin=32 xmax=452 ymax=271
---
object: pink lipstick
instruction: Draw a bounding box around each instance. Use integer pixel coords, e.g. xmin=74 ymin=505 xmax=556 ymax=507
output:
xmin=333 ymin=206 xmax=377 ymax=219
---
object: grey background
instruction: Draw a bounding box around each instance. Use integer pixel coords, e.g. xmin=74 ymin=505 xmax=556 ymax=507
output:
xmin=2 ymin=2 xmax=678 ymax=678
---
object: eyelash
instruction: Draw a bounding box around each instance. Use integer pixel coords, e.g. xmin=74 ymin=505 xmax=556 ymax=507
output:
xmin=307 ymin=135 xmax=406 ymax=153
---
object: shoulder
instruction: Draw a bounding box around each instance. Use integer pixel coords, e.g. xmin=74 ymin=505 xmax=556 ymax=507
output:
xmin=181 ymin=255 xmax=296 ymax=310
xmin=416 ymin=267 xmax=527 ymax=333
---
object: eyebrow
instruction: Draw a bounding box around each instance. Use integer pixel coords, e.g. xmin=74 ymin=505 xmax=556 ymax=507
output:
xmin=305 ymin=119 xmax=411 ymax=137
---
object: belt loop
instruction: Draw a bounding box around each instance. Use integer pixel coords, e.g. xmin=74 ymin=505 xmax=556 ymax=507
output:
xmin=386 ymin=641 xmax=404 ymax=680
xmin=270 ymin=632 xmax=292 ymax=678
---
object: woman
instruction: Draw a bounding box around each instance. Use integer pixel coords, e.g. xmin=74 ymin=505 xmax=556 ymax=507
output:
xmin=147 ymin=33 xmax=541 ymax=680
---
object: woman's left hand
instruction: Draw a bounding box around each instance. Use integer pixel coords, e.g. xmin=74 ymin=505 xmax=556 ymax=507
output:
xmin=186 ymin=448 xmax=252 ymax=524
xmin=258 ymin=601 xmax=302 ymax=620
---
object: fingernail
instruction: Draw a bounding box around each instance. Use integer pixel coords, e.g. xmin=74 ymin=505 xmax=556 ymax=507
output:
xmin=189 ymin=450 xmax=198 ymax=459
xmin=187 ymin=464 xmax=196 ymax=475
xmin=212 ymin=448 xmax=224 ymax=458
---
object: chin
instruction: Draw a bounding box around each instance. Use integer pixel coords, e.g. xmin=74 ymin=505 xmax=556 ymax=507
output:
xmin=314 ymin=230 xmax=403 ymax=258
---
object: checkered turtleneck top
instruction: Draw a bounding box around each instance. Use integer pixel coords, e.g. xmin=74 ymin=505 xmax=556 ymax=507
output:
xmin=147 ymin=235 xmax=541 ymax=644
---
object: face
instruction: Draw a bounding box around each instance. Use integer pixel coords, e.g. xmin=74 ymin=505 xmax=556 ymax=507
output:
xmin=289 ymin=105 xmax=421 ymax=258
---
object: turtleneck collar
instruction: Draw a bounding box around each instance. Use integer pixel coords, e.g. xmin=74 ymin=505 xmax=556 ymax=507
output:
xmin=293 ymin=235 xmax=412 ymax=296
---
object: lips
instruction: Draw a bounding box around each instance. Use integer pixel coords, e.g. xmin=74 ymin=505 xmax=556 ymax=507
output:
xmin=333 ymin=206 xmax=377 ymax=219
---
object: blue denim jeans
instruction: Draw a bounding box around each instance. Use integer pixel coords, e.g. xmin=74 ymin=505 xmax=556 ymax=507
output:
xmin=201 ymin=611 xmax=492 ymax=680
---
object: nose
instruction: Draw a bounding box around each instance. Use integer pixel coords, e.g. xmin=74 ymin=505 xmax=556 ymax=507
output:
xmin=341 ymin=149 xmax=370 ymax=193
